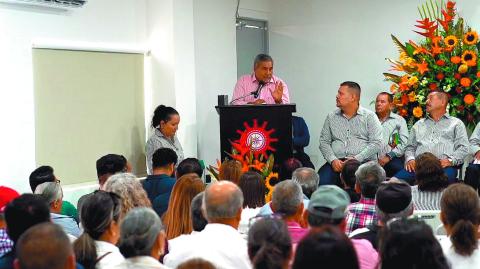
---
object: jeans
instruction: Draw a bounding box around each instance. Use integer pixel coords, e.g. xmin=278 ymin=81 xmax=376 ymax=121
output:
xmin=393 ymin=167 xmax=458 ymax=185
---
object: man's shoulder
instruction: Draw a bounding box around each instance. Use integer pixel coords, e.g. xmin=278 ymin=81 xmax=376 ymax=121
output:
xmin=391 ymin=112 xmax=407 ymax=122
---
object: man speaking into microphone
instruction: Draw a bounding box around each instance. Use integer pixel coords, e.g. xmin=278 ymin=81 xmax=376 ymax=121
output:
xmin=231 ymin=54 xmax=290 ymax=105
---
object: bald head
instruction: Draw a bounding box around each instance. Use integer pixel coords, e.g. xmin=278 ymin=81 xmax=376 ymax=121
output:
xmin=203 ymin=181 xmax=243 ymax=222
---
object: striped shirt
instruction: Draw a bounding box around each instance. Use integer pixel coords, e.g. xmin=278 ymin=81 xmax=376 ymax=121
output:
xmin=411 ymin=185 xmax=443 ymax=211
xmin=378 ymin=112 xmax=409 ymax=158
xmin=319 ymin=106 xmax=383 ymax=163
xmin=469 ymin=122 xmax=480 ymax=155
xmin=146 ymin=128 xmax=184 ymax=175
xmin=404 ymin=114 xmax=469 ymax=166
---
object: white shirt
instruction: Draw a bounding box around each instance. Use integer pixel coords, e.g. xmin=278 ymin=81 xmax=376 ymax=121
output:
xmin=95 ymin=240 xmax=125 ymax=269
xmin=238 ymin=207 xmax=261 ymax=235
xmin=438 ymin=236 xmax=480 ymax=269
xmin=164 ymin=223 xmax=252 ymax=269
xmin=112 ymin=256 xmax=170 ymax=269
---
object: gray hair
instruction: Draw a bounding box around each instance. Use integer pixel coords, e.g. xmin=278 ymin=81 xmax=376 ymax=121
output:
xmin=376 ymin=201 xmax=414 ymax=224
xmin=204 ymin=181 xmax=243 ymax=220
xmin=191 ymin=192 xmax=207 ymax=231
xmin=254 ymin=54 xmax=273 ymax=67
xmin=103 ymin=173 xmax=152 ymax=215
xmin=272 ymin=180 xmax=303 ymax=216
xmin=355 ymin=161 xmax=386 ymax=198
xmin=292 ymin=167 xmax=319 ymax=198
xmin=118 ymin=207 xmax=163 ymax=258
xmin=34 ymin=182 xmax=62 ymax=204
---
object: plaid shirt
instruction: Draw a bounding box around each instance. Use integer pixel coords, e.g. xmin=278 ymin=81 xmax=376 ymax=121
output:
xmin=345 ymin=197 xmax=377 ymax=235
xmin=0 ymin=228 xmax=13 ymax=257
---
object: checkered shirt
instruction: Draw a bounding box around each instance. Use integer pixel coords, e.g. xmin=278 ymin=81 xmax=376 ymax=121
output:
xmin=345 ymin=197 xmax=378 ymax=235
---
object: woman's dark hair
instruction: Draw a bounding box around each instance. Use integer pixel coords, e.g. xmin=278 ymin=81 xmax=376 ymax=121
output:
xmin=279 ymin=158 xmax=302 ymax=181
xmin=73 ymin=191 xmax=122 ymax=269
xmin=151 ymin=105 xmax=179 ymax=129
xmin=379 ymin=218 xmax=449 ymax=269
xmin=293 ymin=226 xmax=359 ymax=269
xmin=415 ymin=152 xmax=448 ymax=191
xmin=441 ymin=183 xmax=480 ymax=256
xmin=341 ymin=159 xmax=361 ymax=189
xmin=239 ymin=171 xmax=266 ymax=208
xmin=248 ymin=218 xmax=292 ymax=269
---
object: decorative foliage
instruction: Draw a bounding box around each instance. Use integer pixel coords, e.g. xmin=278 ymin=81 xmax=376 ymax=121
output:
xmin=384 ymin=1 xmax=480 ymax=130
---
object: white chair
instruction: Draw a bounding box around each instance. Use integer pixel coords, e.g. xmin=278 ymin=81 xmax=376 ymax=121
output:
xmin=413 ymin=210 xmax=443 ymax=234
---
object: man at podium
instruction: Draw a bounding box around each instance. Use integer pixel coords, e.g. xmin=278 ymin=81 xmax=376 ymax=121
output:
xmin=231 ymin=54 xmax=290 ymax=105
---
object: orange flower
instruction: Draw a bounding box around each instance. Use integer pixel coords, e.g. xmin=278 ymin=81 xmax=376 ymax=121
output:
xmin=451 ymin=56 xmax=462 ymax=64
xmin=464 ymin=31 xmax=479 ymax=45
xmin=429 ymin=83 xmax=438 ymax=90
xmin=401 ymin=94 xmax=409 ymax=105
xmin=408 ymin=91 xmax=416 ymax=102
xmin=413 ymin=106 xmax=423 ymax=118
xmin=436 ymin=73 xmax=445 ymax=80
xmin=458 ymin=64 xmax=469 ymax=74
xmin=461 ymin=77 xmax=472 ymax=87
xmin=462 ymin=50 xmax=477 ymax=67
xmin=464 ymin=94 xmax=475 ymax=105
xmin=390 ymin=84 xmax=398 ymax=93
xmin=416 ymin=61 xmax=429 ymax=75
xmin=477 ymin=71 xmax=480 ymax=78
xmin=399 ymin=108 xmax=408 ymax=117
xmin=436 ymin=59 xmax=446 ymax=66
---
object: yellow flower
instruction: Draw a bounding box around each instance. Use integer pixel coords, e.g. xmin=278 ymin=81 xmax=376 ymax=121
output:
xmin=404 ymin=57 xmax=416 ymax=68
xmin=399 ymin=52 xmax=408 ymax=61
xmin=408 ymin=92 xmax=416 ymax=102
xmin=458 ymin=64 xmax=469 ymax=74
xmin=407 ymin=76 xmax=419 ymax=86
xmin=464 ymin=31 xmax=479 ymax=45
xmin=265 ymin=172 xmax=278 ymax=191
xmin=413 ymin=106 xmax=423 ymax=118
xmin=445 ymin=35 xmax=458 ymax=48
xmin=462 ymin=50 xmax=477 ymax=67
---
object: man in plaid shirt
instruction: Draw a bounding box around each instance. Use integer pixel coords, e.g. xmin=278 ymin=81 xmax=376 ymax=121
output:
xmin=345 ymin=162 xmax=385 ymax=235
xmin=0 ymin=186 xmax=19 ymax=257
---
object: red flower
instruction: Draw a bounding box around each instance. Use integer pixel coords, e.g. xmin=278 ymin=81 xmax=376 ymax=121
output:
xmin=456 ymin=86 xmax=462 ymax=93
xmin=399 ymin=109 xmax=408 ymax=117
xmin=458 ymin=105 xmax=465 ymax=112
xmin=436 ymin=73 xmax=445 ymax=80
xmin=436 ymin=59 xmax=446 ymax=66
xmin=454 ymin=73 xmax=461 ymax=80
xmin=447 ymin=1 xmax=455 ymax=9
xmin=429 ymin=83 xmax=438 ymax=90
xmin=477 ymin=71 xmax=480 ymax=78
xmin=467 ymin=113 xmax=475 ymax=123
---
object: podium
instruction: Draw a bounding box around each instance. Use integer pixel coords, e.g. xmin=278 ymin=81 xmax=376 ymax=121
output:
xmin=216 ymin=104 xmax=296 ymax=168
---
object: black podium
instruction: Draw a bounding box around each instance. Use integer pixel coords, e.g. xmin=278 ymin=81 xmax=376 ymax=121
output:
xmin=216 ymin=104 xmax=296 ymax=168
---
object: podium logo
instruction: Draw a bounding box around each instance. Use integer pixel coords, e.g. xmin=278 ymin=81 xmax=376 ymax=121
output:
xmin=233 ymin=119 xmax=278 ymax=159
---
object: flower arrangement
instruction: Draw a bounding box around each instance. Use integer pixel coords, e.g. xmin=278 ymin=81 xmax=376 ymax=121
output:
xmin=384 ymin=0 xmax=480 ymax=130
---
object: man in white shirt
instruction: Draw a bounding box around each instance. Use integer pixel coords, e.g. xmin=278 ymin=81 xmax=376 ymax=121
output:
xmin=164 ymin=181 xmax=251 ymax=269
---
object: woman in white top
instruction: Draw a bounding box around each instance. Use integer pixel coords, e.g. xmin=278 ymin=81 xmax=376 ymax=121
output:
xmin=74 ymin=191 xmax=124 ymax=269
xmin=439 ymin=183 xmax=480 ymax=269
xmin=411 ymin=152 xmax=448 ymax=210
xmin=114 ymin=207 xmax=169 ymax=269
xmin=238 ymin=171 xmax=266 ymax=234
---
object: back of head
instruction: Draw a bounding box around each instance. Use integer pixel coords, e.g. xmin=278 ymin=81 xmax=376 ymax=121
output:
xmin=307 ymin=185 xmax=350 ymax=228
xmin=164 ymin=173 xmax=206 ymax=239
xmin=204 ymin=181 xmax=244 ymax=222
xmin=152 ymin=148 xmax=178 ymax=169
xmin=441 ymin=183 xmax=480 ymax=256
xmin=96 ymin=154 xmax=127 ymax=184
xmin=219 ymin=159 xmax=243 ymax=185
xmin=5 ymin=194 xmax=50 ymax=243
xmin=119 ymin=207 xmax=163 ymax=258
xmin=375 ymin=181 xmax=413 ymax=224
xmin=340 ymin=81 xmax=361 ymax=99
xmin=293 ymin=226 xmax=359 ymax=269
xmin=248 ymin=218 xmax=292 ymax=269
xmin=177 ymin=258 xmax=216 ymax=269
xmin=292 ymin=167 xmax=319 ymax=199
xmin=355 ymin=161 xmax=385 ymax=198
xmin=34 ymin=182 xmax=63 ymax=205
xmin=29 ymin=165 xmax=55 ymax=192
xmin=379 ymin=218 xmax=449 ymax=269
xmin=191 ymin=192 xmax=207 ymax=232
xmin=16 ymin=222 xmax=73 ymax=269
xmin=341 ymin=159 xmax=361 ymax=189
xmin=271 ymin=180 xmax=303 ymax=217
xmin=415 ymin=152 xmax=448 ymax=192
xmin=176 ymin=158 xmax=203 ymax=178
xmin=239 ymin=171 xmax=266 ymax=208
xmin=103 ymin=173 xmax=151 ymax=216
xmin=279 ymin=158 xmax=303 ymax=181
xmin=74 ymin=191 xmax=122 ymax=269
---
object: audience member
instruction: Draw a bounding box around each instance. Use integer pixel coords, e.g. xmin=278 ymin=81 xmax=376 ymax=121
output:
xmin=29 ymin=166 xmax=77 ymax=220
xmin=271 ymin=180 xmax=308 ymax=244
xmin=350 ymin=180 xmax=413 ymax=249
xmin=164 ymin=181 xmax=251 ymax=269
xmin=74 ymin=191 xmax=124 ymax=269
xmin=15 ymin=222 xmax=76 ymax=269
xmin=438 ymin=184 xmax=480 ymax=268
xmin=177 ymin=258 xmax=216 ymax=269
xmin=291 ymin=167 xmax=319 ymax=199
xmin=379 ymin=218 xmax=449 ymax=269
xmin=176 ymin=158 xmax=204 ymax=178
xmin=292 ymin=115 xmax=315 ymax=169
xmin=115 ymin=207 xmax=168 ymax=269
xmin=163 ymin=173 xmax=205 ymax=240
xmin=218 ymin=159 xmax=243 ymax=185
xmin=340 ymin=159 xmax=361 ymax=202
xmin=248 ymin=218 xmax=292 ymax=269
xmin=303 ymin=185 xmax=378 ymax=269
xmin=465 ymin=121 xmax=480 ymax=193
xmin=34 ymin=182 xmax=81 ymax=237
xmin=293 ymin=226 xmax=359 ymax=269
xmin=345 ymin=161 xmax=385 ymax=234
xmin=238 ymin=171 xmax=266 ymax=234
xmin=142 ymin=148 xmax=178 ymax=217
xmin=103 ymin=173 xmax=152 ymax=217
xmin=0 ymin=194 xmax=50 ymax=269
xmin=412 ymin=152 xmax=448 ymax=210
xmin=279 ymin=158 xmax=302 ymax=181
xmin=0 ymin=186 xmax=19 ymax=257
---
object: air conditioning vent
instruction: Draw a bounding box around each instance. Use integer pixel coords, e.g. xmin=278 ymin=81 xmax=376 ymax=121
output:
xmin=0 ymin=0 xmax=87 ymax=9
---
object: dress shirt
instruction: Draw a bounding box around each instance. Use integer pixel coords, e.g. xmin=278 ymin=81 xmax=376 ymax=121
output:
xmin=378 ymin=112 xmax=409 ymax=158
xmin=319 ymin=107 xmax=383 ymax=163
xmin=345 ymin=197 xmax=378 ymax=235
xmin=231 ymin=74 xmax=289 ymax=105
xmin=404 ymin=114 xmax=469 ymax=166
xmin=112 ymin=256 xmax=170 ymax=269
xmin=286 ymin=221 xmax=309 ymax=244
xmin=95 ymin=240 xmax=125 ymax=269
xmin=411 ymin=185 xmax=444 ymax=211
xmin=146 ymin=129 xmax=184 ymax=175
xmin=163 ymin=223 xmax=251 ymax=269
xmin=469 ymin=122 xmax=480 ymax=155
xmin=51 ymin=212 xmax=81 ymax=237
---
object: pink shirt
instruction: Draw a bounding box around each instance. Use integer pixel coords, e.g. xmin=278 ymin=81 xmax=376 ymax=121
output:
xmin=232 ymin=74 xmax=290 ymax=105
xmin=352 ymin=239 xmax=379 ymax=269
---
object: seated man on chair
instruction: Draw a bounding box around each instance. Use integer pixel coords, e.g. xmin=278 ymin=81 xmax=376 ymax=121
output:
xmin=393 ymin=91 xmax=469 ymax=184
xmin=463 ymin=122 xmax=480 ymax=193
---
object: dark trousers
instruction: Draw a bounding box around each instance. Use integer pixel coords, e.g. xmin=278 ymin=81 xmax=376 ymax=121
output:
xmin=318 ymin=163 xmax=342 ymax=186
xmin=383 ymin=157 xmax=404 ymax=178
xmin=464 ymin=163 xmax=480 ymax=194
xmin=394 ymin=167 xmax=458 ymax=185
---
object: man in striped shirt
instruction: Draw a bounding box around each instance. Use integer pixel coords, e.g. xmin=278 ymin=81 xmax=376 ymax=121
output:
xmin=319 ymin=81 xmax=383 ymax=185
xmin=393 ymin=91 xmax=469 ymax=184
xmin=462 ymin=122 xmax=480 ymax=193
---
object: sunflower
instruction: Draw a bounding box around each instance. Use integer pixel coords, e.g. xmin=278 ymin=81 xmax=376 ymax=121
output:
xmin=413 ymin=106 xmax=423 ymax=118
xmin=264 ymin=172 xmax=278 ymax=191
xmin=444 ymin=35 xmax=458 ymax=48
xmin=464 ymin=31 xmax=479 ymax=45
xmin=461 ymin=50 xmax=477 ymax=67
xmin=464 ymin=94 xmax=475 ymax=105
xmin=265 ymin=190 xmax=273 ymax=203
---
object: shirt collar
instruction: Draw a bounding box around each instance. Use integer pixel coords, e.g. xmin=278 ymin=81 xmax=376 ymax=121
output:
xmin=336 ymin=106 xmax=366 ymax=116
xmin=359 ymin=197 xmax=376 ymax=205
xmin=426 ymin=112 xmax=450 ymax=122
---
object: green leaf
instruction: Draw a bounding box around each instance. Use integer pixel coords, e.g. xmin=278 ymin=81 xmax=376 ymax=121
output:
xmin=405 ymin=43 xmax=415 ymax=57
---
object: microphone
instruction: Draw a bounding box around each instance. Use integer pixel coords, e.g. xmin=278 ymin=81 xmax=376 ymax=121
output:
xmin=253 ymin=81 xmax=265 ymax=98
